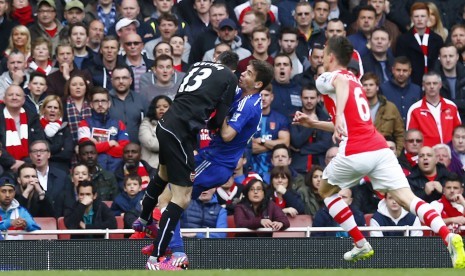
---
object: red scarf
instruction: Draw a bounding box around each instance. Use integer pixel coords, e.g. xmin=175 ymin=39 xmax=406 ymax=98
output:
xmin=29 ymin=60 xmax=53 ymax=76
xmin=274 ymin=192 xmax=286 ymax=209
xmin=4 ymin=108 xmax=29 ymax=160
xmin=216 ymin=183 xmax=238 ymax=204
xmin=413 ymin=27 xmax=430 ymax=73
xmin=438 ymin=195 xmax=464 ymax=218
xmin=404 ymin=150 xmax=418 ymax=168
xmin=11 ymin=5 xmax=34 ymax=26
xmin=124 ymin=162 xmax=150 ymax=190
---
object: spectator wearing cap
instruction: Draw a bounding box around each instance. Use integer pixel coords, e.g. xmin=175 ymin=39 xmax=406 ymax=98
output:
xmin=115 ymin=17 xmax=139 ymax=54
xmin=58 ymin=0 xmax=86 ymax=41
xmin=144 ymin=14 xmax=191 ymax=62
xmin=0 ymin=174 xmax=41 ymax=240
xmin=202 ymin=18 xmax=251 ymax=62
xmin=28 ymin=0 xmax=64 ymax=55
xmin=84 ymin=0 xmax=118 ymax=35
xmin=107 ymin=0 xmax=154 ymax=42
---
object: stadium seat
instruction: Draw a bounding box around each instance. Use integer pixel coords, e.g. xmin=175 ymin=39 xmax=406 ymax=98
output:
xmin=226 ymin=215 xmax=236 ymax=238
xmin=272 ymin=214 xmax=312 ymax=238
xmin=23 ymin=217 xmax=58 ymax=240
xmin=103 ymin=201 xmax=113 ymax=208
xmin=57 ymin=217 xmax=71 ymax=240
xmin=110 ymin=216 xmax=125 ymax=239
xmin=364 ymin=213 xmax=373 ymax=226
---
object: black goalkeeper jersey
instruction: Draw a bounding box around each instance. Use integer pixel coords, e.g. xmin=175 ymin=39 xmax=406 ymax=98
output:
xmin=160 ymin=61 xmax=238 ymax=136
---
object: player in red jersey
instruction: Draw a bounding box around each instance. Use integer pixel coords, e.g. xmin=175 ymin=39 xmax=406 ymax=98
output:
xmin=293 ymin=36 xmax=465 ymax=268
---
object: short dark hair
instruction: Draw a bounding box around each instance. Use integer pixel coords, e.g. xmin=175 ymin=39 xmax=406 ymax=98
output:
xmin=29 ymin=71 xmax=47 ymax=82
xmin=356 ymin=5 xmax=376 ymax=19
xmin=154 ymin=54 xmax=174 ymax=67
xmin=217 ymin=51 xmax=239 ymax=71
xmin=279 ymin=26 xmax=299 ymax=40
xmin=250 ymin=59 xmax=274 ymax=91
xmin=157 ymin=13 xmax=178 ymax=26
xmin=77 ymin=180 xmax=96 ymax=195
xmin=444 ymin=173 xmax=464 ymax=187
xmin=393 ymin=56 xmax=412 ymax=67
xmin=90 ymin=86 xmax=110 ymax=101
xmin=272 ymin=143 xmax=291 ymax=157
xmin=18 ymin=163 xmax=37 ymax=178
xmin=68 ymin=22 xmax=88 ymax=37
xmin=154 ymin=41 xmax=173 ymax=58
xmin=371 ymin=26 xmax=391 ymax=40
xmin=124 ymin=173 xmax=142 ymax=187
xmin=302 ymin=84 xmax=318 ymax=95
xmin=325 ymin=36 xmax=353 ymax=67
xmin=112 ymin=64 xmax=134 ymax=79
xmin=100 ymin=35 xmax=120 ymax=49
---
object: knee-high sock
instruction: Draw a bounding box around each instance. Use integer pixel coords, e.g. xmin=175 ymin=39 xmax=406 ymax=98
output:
xmin=152 ymin=202 xmax=184 ymax=258
xmin=324 ymin=194 xmax=365 ymax=245
xmin=410 ymin=197 xmax=450 ymax=244
xmin=140 ymin=174 xmax=168 ymax=222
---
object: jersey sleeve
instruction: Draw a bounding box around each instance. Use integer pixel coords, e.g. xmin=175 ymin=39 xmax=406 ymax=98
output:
xmin=228 ymin=96 xmax=260 ymax=134
xmin=315 ymin=71 xmax=337 ymax=95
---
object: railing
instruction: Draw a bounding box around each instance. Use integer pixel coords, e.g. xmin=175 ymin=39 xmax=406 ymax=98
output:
xmin=3 ymin=225 xmax=465 ymax=239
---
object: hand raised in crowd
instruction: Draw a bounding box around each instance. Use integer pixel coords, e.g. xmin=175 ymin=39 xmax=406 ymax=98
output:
xmin=451 ymin=193 xmax=465 ymax=206
xmin=292 ymin=111 xmax=318 ymax=128
xmin=11 ymin=69 xmax=25 ymax=85
xmin=79 ymin=195 xmax=93 ymax=206
xmin=109 ymin=140 xmax=120 ymax=147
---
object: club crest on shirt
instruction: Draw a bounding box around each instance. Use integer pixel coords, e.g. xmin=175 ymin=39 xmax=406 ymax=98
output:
xmin=270 ymin=122 xmax=276 ymax=130
xmin=190 ymin=172 xmax=195 ymax=183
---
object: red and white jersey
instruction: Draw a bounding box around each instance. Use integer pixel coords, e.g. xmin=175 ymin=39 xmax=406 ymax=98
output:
xmin=316 ymin=69 xmax=387 ymax=156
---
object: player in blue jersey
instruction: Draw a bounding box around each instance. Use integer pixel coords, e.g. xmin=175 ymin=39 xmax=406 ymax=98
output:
xmin=136 ymin=54 xmax=274 ymax=270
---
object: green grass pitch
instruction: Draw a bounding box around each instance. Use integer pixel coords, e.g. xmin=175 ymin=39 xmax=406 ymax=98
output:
xmin=4 ymin=269 xmax=464 ymax=276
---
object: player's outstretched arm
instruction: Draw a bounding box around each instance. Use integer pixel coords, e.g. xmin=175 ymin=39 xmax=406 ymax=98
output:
xmin=293 ymin=111 xmax=335 ymax=132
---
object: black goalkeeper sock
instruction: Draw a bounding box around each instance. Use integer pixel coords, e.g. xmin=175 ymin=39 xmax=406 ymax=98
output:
xmin=139 ymin=174 xmax=168 ymax=222
xmin=151 ymin=202 xmax=184 ymax=258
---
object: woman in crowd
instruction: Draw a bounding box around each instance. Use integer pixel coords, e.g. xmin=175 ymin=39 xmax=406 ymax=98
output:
xmin=427 ymin=2 xmax=448 ymax=42
xmin=234 ymin=178 xmax=290 ymax=237
xmin=63 ymin=74 xmax=92 ymax=147
xmin=139 ymin=95 xmax=172 ymax=168
xmin=29 ymin=37 xmax=54 ymax=75
xmin=40 ymin=95 xmax=74 ymax=172
xmin=70 ymin=163 xmax=91 ymax=200
xmin=297 ymin=165 xmax=324 ymax=216
xmin=1 ymin=25 xmax=32 ymax=70
xmin=268 ymin=166 xmax=305 ymax=217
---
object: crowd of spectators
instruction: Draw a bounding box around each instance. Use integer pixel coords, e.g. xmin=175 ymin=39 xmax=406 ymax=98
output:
xmin=2 ymin=0 xmax=465 ymax=239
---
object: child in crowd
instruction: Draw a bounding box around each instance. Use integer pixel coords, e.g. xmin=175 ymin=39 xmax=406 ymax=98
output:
xmin=24 ymin=72 xmax=47 ymax=114
xmin=111 ymin=174 xmax=144 ymax=225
